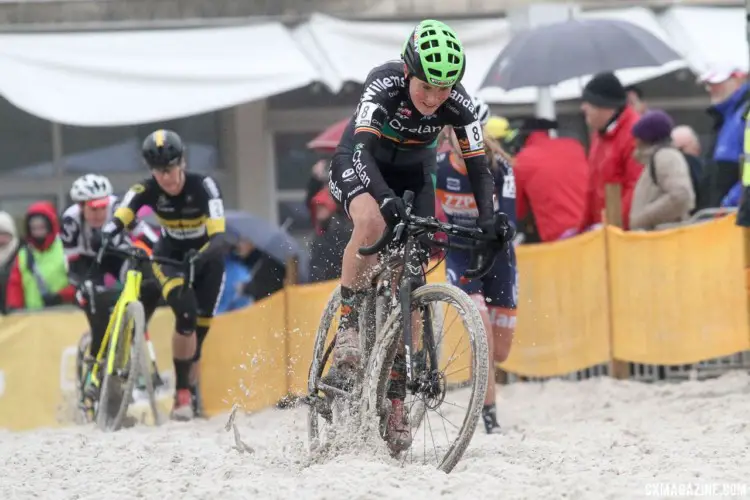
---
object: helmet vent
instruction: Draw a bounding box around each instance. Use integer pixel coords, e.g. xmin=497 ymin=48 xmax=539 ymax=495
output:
xmin=420 ymin=39 xmax=438 ymax=51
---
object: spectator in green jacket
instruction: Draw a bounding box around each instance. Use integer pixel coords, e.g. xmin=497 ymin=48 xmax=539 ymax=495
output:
xmin=5 ymin=201 xmax=75 ymax=311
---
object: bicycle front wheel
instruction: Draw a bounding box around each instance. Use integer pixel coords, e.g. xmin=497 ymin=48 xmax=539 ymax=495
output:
xmin=96 ymin=301 xmax=146 ymax=432
xmin=363 ymin=283 xmax=489 ymax=473
xmin=306 ymin=285 xmax=341 ymax=450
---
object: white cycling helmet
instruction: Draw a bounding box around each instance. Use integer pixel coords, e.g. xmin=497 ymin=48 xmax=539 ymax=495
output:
xmin=70 ymin=174 xmax=113 ymax=203
xmin=472 ymin=96 xmax=491 ymax=127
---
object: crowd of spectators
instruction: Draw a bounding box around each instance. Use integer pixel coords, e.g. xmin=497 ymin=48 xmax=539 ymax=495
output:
xmin=2 ymin=64 xmax=747 ymax=313
xmin=0 ymin=199 xmax=294 ymax=316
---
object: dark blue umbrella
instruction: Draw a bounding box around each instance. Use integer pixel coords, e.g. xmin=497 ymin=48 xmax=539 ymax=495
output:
xmin=481 ymin=18 xmax=682 ymax=91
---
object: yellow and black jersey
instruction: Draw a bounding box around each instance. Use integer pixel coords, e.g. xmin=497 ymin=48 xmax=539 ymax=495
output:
xmin=113 ymin=173 xmax=226 ymax=251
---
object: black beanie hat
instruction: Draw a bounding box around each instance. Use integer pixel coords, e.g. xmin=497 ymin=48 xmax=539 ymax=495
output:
xmin=582 ymin=72 xmax=627 ymax=109
xmin=520 ymin=117 xmax=558 ymax=132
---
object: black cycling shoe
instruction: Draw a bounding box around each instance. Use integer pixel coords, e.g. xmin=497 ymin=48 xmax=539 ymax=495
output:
xmin=482 ymin=404 xmax=502 ymax=434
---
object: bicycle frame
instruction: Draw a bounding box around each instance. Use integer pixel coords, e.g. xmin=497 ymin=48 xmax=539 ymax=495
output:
xmin=363 ymin=232 xmax=439 ymax=397
xmin=86 ymin=244 xmax=193 ymax=386
xmin=358 ymin=189 xmax=503 ymax=397
xmin=89 ymin=268 xmax=143 ymax=384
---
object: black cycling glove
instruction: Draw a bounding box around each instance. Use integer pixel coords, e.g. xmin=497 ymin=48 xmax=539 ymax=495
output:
xmin=494 ymin=213 xmax=516 ymax=247
xmin=379 ymin=196 xmax=407 ymax=228
xmin=477 ymin=213 xmax=496 ymax=239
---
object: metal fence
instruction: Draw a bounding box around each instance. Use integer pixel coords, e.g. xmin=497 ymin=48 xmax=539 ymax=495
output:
xmin=506 ymin=352 xmax=750 ymax=384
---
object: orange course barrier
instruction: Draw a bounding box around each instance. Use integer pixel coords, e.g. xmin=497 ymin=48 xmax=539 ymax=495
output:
xmin=607 ymin=214 xmax=750 ymax=365
xmin=0 ymin=307 xmax=177 ymax=431
xmin=201 ymin=292 xmax=288 ymax=415
xmin=199 ymin=215 xmax=750 ymax=416
xmin=501 ymin=228 xmax=612 ymax=377
xmin=2 ymin=215 xmax=749 ymax=429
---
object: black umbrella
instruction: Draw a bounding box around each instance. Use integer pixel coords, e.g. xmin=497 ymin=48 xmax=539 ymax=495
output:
xmin=481 ymin=18 xmax=682 ymax=91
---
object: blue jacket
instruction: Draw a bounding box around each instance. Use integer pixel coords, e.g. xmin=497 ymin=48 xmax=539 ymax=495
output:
xmin=722 ymin=181 xmax=743 ymax=207
xmin=712 ymin=83 xmax=750 ymax=164
xmin=216 ymin=255 xmax=253 ymax=314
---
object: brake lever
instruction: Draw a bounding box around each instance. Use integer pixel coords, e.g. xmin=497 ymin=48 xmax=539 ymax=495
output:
xmin=392 ymin=192 xmax=415 ymax=244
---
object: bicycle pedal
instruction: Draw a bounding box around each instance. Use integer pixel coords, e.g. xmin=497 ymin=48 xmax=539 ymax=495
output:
xmin=304 ymin=393 xmax=334 ymax=419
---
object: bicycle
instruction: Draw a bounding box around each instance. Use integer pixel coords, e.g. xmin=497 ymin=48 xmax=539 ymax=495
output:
xmin=81 ymin=244 xmax=195 ymax=431
xmin=305 ymin=190 xmax=505 ymax=473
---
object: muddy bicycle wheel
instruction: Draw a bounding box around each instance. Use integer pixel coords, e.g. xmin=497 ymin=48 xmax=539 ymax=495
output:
xmin=96 ymin=301 xmax=146 ymax=432
xmin=134 ymin=318 xmax=161 ymax=427
xmin=75 ymin=331 xmax=93 ymax=424
xmin=306 ymin=285 xmax=342 ymax=450
xmin=363 ymin=283 xmax=488 ymax=473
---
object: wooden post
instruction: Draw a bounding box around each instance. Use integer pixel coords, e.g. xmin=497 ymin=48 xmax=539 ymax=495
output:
xmin=604 ymin=184 xmax=623 ymax=228
xmin=281 ymin=256 xmax=299 ymax=402
xmin=284 ymin=256 xmax=299 ymax=286
xmin=603 ymin=184 xmax=630 ymax=380
xmin=495 ymin=365 xmax=508 ymax=385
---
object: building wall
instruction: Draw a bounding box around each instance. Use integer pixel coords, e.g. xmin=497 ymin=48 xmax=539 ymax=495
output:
xmin=0 ymin=0 xmax=740 ymax=26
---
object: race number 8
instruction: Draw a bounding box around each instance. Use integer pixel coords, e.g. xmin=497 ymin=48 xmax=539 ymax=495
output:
xmin=356 ymin=104 xmax=374 ymax=127
xmin=466 ymin=121 xmax=483 ymax=150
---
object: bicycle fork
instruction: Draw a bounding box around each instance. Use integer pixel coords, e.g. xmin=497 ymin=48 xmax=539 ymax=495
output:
xmin=398 ymin=240 xmax=439 ymax=397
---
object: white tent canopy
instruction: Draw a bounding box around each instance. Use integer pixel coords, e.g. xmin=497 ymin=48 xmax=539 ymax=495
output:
xmin=292 ymin=13 xmax=512 ymax=95
xmin=0 ymin=6 xmax=744 ymax=126
xmin=0 ymin=22 xmax=320 ymax=126
xmin=658 ymin=6 xmax=748 ymax=76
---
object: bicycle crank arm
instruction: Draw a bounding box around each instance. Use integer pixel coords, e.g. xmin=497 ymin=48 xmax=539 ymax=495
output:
xmin=316 ymin=382 xmax=354 ymax=401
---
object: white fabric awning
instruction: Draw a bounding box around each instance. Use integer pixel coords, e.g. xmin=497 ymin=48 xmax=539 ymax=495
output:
xmin=294 ymin=9 xmax=688 ymax=104
xmin=292 ymin=13 xmax=511 ymax=96
xmin=657 ymin=6 xmax=748 ymax=75
xmin=0 ymin=5 xmax=745 ymax=124
xmin=0 ymin=22 xmax=319 ymax=126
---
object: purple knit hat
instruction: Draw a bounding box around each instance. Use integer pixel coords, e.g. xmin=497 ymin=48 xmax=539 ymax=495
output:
xmin=631 ymin=109 xmax=674 ymax=144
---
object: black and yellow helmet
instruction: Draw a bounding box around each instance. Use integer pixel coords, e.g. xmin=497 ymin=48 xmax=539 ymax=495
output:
xmin=142 ymin=129 xmax=184 ymax=169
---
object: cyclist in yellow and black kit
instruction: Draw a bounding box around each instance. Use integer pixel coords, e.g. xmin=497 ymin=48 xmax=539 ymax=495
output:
xmin=101 ymin=129 xmax=229 ymax=421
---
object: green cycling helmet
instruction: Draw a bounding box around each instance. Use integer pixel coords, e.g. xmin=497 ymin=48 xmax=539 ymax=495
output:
xmin=402 ymin=19 xmax=466 ymax=88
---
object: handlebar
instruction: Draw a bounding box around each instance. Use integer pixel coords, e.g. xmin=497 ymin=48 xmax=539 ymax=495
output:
xmin=359 ymin=190 xmax=507 ymax=281
xmin=96 ymin=243 xmax=197 ymax=289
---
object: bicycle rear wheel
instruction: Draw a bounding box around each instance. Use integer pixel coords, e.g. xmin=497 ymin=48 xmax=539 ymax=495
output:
xmin=75 ymin=331 xmax=93 ymax=424
xmin=96 ymin=301 xmax=146 ymax=432
xmin=363 ymin=283 xmax=488 ymax=473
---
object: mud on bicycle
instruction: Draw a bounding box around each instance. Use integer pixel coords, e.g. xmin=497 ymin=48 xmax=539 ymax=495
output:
xmin=304 ymin=190 xmax=511 ymax=473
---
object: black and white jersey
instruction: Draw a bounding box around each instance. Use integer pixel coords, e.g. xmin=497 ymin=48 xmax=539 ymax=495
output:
xmin=60 ymin=195 xmax=159 ymax=262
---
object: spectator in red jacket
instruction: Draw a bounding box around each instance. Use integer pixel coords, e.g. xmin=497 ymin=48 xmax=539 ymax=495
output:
xmin=579 ymin=72 xmax=643 ymax=230
xmin=513 ymin=118 xmax=589 ymax=242
xmin=6 ymin=201 xmax=75 ymax=311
